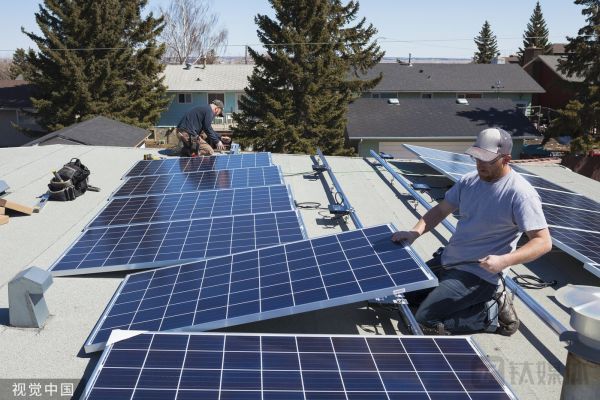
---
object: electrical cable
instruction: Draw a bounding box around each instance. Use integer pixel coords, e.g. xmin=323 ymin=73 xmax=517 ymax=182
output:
xmin=509 ymin=268 xmax=557 ymax=289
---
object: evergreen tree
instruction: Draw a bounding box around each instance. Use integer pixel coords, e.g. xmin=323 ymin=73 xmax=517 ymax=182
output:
xmin=518 ymin=1 xmax=552 ymax=64
xmin=232 ymin=0 xmax=384 ymax=155
xmin=554 ymin=0 xmax=600 ymax=141
xmin=16 ymin=0 xmax=167 ymax=132
xmin=473 ymin=21 xmax=499 ymax=64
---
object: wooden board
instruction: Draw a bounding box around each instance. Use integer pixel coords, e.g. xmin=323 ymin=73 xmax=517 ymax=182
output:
xmin=0 ymin=215 xmax=8 ymax=225
xmin=0 ymin=207 xmax=5 ymax=215
xmin=0 ymin=199 xmax=34 ymax=215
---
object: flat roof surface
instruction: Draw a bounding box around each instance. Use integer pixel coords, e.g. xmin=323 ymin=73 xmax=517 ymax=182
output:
xmin=1 ymin=145 xmax=599 ymax=399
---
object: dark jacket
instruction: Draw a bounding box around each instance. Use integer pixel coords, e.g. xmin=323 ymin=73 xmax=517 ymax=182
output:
xmin=176 ymin=104 xmax=221 ymax=144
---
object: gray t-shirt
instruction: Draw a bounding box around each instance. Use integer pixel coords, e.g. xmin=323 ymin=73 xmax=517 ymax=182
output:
xmin=442 ymin=169 xmax=548 ymax=284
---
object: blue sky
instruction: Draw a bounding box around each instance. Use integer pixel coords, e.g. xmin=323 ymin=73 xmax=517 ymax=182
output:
xmin=0 ymin=1 xmax=587 ymax=59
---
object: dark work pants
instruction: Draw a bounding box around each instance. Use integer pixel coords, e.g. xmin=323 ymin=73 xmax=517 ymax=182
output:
xmin=407 ymin=257 xmax=498 ymax=333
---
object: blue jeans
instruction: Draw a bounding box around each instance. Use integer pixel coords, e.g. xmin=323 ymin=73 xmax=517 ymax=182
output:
xmin=412 ymin=268 xmax=498 ymax=333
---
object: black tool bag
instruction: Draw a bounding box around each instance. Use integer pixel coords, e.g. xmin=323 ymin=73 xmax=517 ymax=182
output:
xmin=48 ymin=158 xmax=99 ymax=201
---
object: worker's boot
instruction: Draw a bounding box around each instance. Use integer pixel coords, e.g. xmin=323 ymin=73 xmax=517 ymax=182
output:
xmin=495 ymin=291 xmax=519 ymax=336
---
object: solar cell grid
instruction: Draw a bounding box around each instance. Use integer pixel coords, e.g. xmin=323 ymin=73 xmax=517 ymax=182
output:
xmin=124 ymin=153 xmax=272 ymax=177
xmin=420 ymin=157 xmax=475 ymax=180
xmin=113 ymin=166 xmax=283 ymax=198
xmin=82 ymin=332 xmax=516 ymax=400
xmin=544 ymin=204 xmax=600 ymax=233
xmin=537 ymin=188 xmax=600 ymax=213
xmin=88 ymin=185 xmax=294 ymax=229
xmin=549 ymin=226 xmax=600 ymax=265
xmin=84 ymin=225 xmax=437 ymax=352
xmin=51 ymin=211 xmax=305 ymax=276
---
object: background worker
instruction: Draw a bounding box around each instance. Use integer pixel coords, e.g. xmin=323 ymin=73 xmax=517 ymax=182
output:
xmin=175 ymin=99 xmax=230 ymax=156
xmin=392 ymin=127 xmax=552 ymax=336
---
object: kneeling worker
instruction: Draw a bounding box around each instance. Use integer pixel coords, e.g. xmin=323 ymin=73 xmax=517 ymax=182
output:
xmin=176 ymin=99 xmax=230 ymax=156
xmin=392 ymin=127 xmax=552 ymax=336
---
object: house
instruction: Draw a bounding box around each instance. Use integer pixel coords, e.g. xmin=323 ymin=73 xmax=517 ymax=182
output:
xmin=347 ymin=97 xmax=540 ymax=158
xmin=24 ymin=116 xmax=150 ymax=147
xmin=157 ymin=64 xmax=255 ymax=130
xmin=0 ymin=80 xmax=45 ymax=147
xmin=523 ymin=54 xmax=584 ymax=111
xmin=359 ymin=63 xmax=544 ymax=113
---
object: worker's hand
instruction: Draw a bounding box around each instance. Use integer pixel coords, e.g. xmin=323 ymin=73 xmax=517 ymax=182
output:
xmin=391 ymin=230 xmax=420 ymax=245
xmin=478 ymin=255 xmax=510 ymax=274
xmin=216 ymin=141 xmax=226 ymax=151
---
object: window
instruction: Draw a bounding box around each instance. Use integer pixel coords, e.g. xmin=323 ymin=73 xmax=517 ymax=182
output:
xmin=465 ymin=93 xmax=482 ymax=99
xmin=421 ymin=93 xmax=433 ymax=99
xmin=208 ymin=93 xmax=225 ymax=108
xmin=457 ymin=93 xmax=466 ymax=99
xmin=380 ymin=92 xmax=398 ymax=99
xmin=178 ymin=93 xmax=192 ymax=103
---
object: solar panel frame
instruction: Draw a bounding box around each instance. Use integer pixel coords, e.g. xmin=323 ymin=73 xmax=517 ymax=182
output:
xmin=111 ymin=166 xmax=284 ymax=199
xmin=49 ymin=210 xmax=307 ymax=277
xmin=81 ymin=331 xmax=517 ymax=400
xmin=122 ymin=153 xmax=273 ymax=178
xmin=84 ymin=224 xmax=438 ymax=353
xmin=85 ymin=184 xmax=296 ymax=230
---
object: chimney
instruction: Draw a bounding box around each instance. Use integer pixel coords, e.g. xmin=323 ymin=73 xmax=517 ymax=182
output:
xmin=523 ymin=47 xmax=543 ymax=65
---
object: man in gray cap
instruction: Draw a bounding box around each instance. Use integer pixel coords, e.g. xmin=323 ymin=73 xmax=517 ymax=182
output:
xmin=175 ymin=99 xmax=230 ymax=156
xmin=392 ymin=127 xmax=552 ymax=336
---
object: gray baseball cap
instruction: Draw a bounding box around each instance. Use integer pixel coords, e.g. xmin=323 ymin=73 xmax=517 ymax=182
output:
xmin=211 ymin=99 xmax=224 ymax=116
xmin=465 ymin=128 xmax=513 ymax=162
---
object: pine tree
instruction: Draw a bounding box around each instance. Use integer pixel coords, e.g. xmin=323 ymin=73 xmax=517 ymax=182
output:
xmin=232 ymin=0 xmax=384 ymax=155
xmin=554 ymin=0 xmax=600 ymax=141
xmin=473 ymin=21 xmax=499 ymax=64
xmin=16 ymin=0 xmax=168 ymax=132
xmin=518 ymin=1 xmax=552 ymax=64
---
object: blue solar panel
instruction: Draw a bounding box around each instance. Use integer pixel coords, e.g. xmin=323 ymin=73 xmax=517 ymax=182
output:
xmin=544 ymin=205 xmax=600 ymax=233
xmin=420 ymin=157 xmax=475 ymax=180
xmin=50 ymin=211 xmax=305 ymax=276
xmin=549 ymin=226 xmax=600 ymax=265
xmin=112 ymin=166 xmax=283 ymax=198
xmin=404 ymin=144 xmax=475 ymax=165
xmin=88 ymin=185 xmax=294 ymax=229
xmin=537 ymin=188 xmax=600 ymax=212
xmin=82 ymin=332 xmax=516 ymax=400
xmin=84 ymin=225 xmax=437 ymax=352
xmin=520 ymin=175 xmax=573 ymax=193
xmin=124 ymin=153 xmax=272 ymax=177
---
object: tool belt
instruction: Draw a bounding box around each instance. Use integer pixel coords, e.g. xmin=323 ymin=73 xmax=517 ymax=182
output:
xmin=48 ymin=158 xmax=100 ymax=201
xmin=176 ymin=130 xmax=202 ymax=157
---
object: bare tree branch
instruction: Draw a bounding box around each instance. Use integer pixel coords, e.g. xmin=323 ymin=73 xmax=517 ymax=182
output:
xmin=159 ymin=0 xmax=228 ymax=64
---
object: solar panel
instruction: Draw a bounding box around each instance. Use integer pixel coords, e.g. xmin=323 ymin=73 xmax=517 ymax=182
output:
xmin=124 ymin=153 xmax=272 ymax=178
xmin=50 ymin=211 xmax=306 ymax=276
xmin=112 ymin=166 xmax=283 ymax=198
xmin=84 ymin=225 xmax=437 ymax=352
xmin=549 ymin=226 xmax=600 ymax=265
xmin=537 ymin=188 xmax=600 ymax=213
xmin=404 ymin=144 xmax=475 ymax=165
xmin=82 ymin=332 xmax=516 ymax=400
xmin=88 ymin=185 xmax=294 ymax=229
xmin=544 ymin=205 xmax=600 ymax=233
xmin=519 ymin=175 xmax=573 ymax=193
xmin=419 ymin=157 xmax=475 ymax=180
